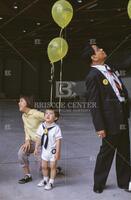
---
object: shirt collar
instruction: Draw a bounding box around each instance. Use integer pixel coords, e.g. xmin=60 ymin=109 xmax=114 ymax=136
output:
xmin=43 ymin=122 xmax=56 ymax=129
xmin=91 ymin=64 xmax=109 ymax=72
xmin=23 ymin=109 xmax=36 ymax=116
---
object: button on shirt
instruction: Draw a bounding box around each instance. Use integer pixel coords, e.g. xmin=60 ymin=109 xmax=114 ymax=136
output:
xmin=22 ymin=109 xmax=44 ymax=142
xmin=91 ymin=65 xmax=125 ymax=102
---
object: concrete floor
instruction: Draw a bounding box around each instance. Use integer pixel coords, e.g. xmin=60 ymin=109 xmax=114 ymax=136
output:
xmin=0 ymin=101 xmax=131 ymax=200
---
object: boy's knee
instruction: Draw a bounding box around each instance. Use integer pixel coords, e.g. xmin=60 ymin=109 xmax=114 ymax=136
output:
xmin=42 ymin=165 xmax=48 ymax=171
xmin=18 ymin=148 xmax=24 ymax=159
xmin=50 ymin=163 xmax=56 ymax=170
xmin=18 ymin=148 xmax=27 ymax=164
xmin=18 ymin=148 xmax=29 ymax=167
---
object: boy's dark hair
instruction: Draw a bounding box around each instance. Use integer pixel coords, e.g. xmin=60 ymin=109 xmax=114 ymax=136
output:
xmin=20 ymin=95 xmax=34 ymax=109
xmin=82 ymin=43 xmax=95 ymax=66
xmin=45 ymin=107 xmax=60 ymax=121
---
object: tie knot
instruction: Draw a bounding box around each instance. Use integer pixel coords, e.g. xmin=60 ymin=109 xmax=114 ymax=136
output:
xmin=44 ymin=128 xmax=48 ymax=135
xmin=105 ymin=65 xmax=114 ymax=75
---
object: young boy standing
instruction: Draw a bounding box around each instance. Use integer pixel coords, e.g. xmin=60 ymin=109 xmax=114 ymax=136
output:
xmin=34 ymin=108 xmax=62 ymax=190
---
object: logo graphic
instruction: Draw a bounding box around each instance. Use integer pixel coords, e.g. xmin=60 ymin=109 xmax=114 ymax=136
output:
xmin=56 ymin=81 xmax=76 ymax=98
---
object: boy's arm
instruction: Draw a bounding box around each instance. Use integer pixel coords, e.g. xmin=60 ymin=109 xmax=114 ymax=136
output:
xmin=34 ymin=136 xmax=41 ymax=156
xmin=20 ymin=126 xmax=31 ymax=152
xmin=24 ymin=126 xmax=31 ymax=141
xmin=55 ymin=139 xmax=62 ymax=160
xmin=22 ymin=116 xmax=31 ymax=142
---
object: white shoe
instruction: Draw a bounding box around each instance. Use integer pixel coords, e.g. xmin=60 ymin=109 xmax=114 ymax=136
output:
xmin=37 ymin=179 xmax=47 ymax=187
xmin=44 ymin=182 xmax=53 ymax=190
xmin=129 ymin=182 xmax=131 ymax=191
xmin=124 ymin=182 xmax=131 ymax=193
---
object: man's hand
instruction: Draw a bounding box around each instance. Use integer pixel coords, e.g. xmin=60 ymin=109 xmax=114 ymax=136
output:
xmin=20 ymin=140 xmax=31 ymax=152
xmin=96 ymin=130 xmax=106 ymax=138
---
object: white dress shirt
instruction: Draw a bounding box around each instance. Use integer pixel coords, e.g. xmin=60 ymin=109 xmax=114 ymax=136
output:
xmin=91 ymin=64 xmax=125 ymax=102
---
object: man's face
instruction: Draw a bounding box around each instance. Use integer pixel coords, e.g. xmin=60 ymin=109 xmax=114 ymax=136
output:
xmin=18 ymin=98 xmax=27 ymax=112
xmin=91 ymin=45 xmax=107 ymax=62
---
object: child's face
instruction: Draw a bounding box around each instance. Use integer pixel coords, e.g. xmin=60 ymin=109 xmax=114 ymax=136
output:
xmin=18 ymin=98 xmax=27 ymax=112
xmin=44 ymin=110 xmax=57 ymax=124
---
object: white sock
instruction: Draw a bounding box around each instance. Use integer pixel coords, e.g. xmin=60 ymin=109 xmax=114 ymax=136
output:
xmin=128 ymin=182 xmax=131 ymax=190
xmin=49 ymin=178 xmax=54 ymax=184
xmin=26 ymin=174 xmax=31 ymax=177
xmin=43 ymin=176 xmax=49 ymax=182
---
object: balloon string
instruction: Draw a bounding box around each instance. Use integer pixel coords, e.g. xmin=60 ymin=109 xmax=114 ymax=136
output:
xmin=50 ymin=63 xmax=55 ymax=105
xmin=58 ymin=28 xmax=64 ymax=113
xmin=58 ymin=28 xmax=66 ymax=113
xmin=59 ymin=28 xmax=63 ymax=38
xmin=59 ymin=59 xmax=63 ymax=113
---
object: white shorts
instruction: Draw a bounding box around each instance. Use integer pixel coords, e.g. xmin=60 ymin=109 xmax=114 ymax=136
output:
xmin=41 ymin=149 xmax=56 ymax=162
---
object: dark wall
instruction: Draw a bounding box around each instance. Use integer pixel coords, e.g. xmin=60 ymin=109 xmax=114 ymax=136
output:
xmin=0 ymin=56 xmax=49 ymax=100
xmin=0 ymin=47 xmax=131 ymax=100
xmin=0 ymin=55 xmax=87 ymax=100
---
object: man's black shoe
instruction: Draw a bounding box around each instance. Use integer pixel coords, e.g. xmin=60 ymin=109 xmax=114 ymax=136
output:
xmin=93 ymin=186 xmax=103 ymax=193
xmin=124 ymin=189 xmax=131 ymax=193
xmin=18 ymin=175 xmax=32 ymax=184
xmin=118 ymin=185 xmax=128 ymax=189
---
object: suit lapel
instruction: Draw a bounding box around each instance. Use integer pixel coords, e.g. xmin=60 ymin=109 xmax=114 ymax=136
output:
xmin=91 ymin=67 xmax=119 ymax=99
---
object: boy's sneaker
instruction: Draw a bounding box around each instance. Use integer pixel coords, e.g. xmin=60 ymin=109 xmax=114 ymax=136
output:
xmin=44 ymin=182 xmax=53 ymax=190
xmin=37 ymin=179 xmax=47 ymax=187
xmin=18 ymin=175 xmax=32 ymax=184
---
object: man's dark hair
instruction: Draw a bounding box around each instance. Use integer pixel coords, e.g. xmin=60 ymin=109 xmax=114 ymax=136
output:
xmin=82 ymin=43 xmax=95 ymax=66
xmin=45 ymin=107 xmax=60 ymax=121
xmin=20 ymin=95 xmax=34 ymax=109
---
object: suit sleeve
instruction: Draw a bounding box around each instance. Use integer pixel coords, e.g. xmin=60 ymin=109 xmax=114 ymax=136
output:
xmin=119 ymin=79 xmax=130 ymax=118
xmin=85 ymin=75 xmax=105 ymax=132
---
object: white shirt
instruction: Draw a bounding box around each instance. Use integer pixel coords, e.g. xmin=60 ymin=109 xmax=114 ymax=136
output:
xmin=91 ymin=65 xmax=125 ymax=102
xmin=36 ymin=122 xmax=62 ymax=151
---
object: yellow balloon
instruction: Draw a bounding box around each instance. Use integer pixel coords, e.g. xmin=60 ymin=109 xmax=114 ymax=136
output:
xmin=52 ymin=0 xmax=73 ymax=28
xmin=127 ymin=0 xmax=131 ymax=19
xmin=47 ymin=37 xmax=68 ymax=63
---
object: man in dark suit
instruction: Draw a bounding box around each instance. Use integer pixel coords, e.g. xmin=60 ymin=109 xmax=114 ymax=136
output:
xmin=85 ymin=43 xmax=131 ymax=193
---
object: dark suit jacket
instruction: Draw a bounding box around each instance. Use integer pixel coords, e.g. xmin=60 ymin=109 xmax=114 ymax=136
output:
xmin=85 ymin=67 xmax=130 ymax=135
